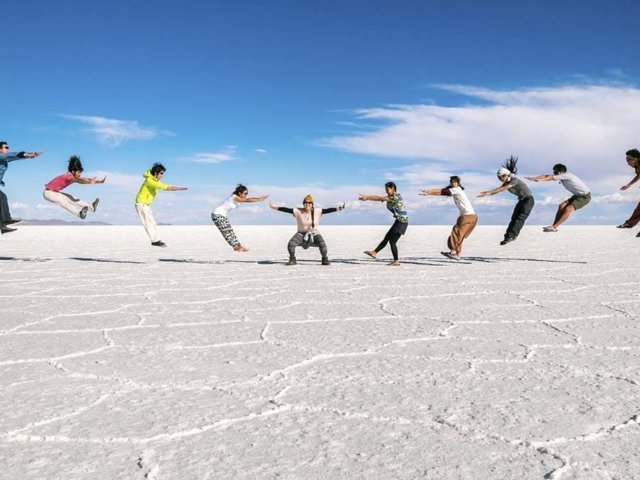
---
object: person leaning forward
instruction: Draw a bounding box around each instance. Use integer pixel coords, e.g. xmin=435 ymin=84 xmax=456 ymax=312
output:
xmin=0 ymin=141 xmax=44 ymax=234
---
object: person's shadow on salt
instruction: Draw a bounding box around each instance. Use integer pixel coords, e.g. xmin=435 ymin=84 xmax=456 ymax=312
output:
xmin=70 ymin=257 xmax=145 ymax=264
xmin=0 ymin=256 xmax=50 ymax=262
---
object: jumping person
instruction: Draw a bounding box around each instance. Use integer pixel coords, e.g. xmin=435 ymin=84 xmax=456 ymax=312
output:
xmin=135 ymin=163 xmax=188 ymax=247
xmin=526 ymin=164 xmax=590 ymax=232
xmin=477 ymin=155 xmax=534 ymax=245
xmin=359 ymin=182 xmax=408 ymax=266
xmin=0 ymin=141 xmax=43 ymax=234
xmin=269 ymin=194 xmax=345 ymax=265
xmin=212 ymin=184 xmax=269 ymax=252
xmin=617 ymin=148 xmax=640 ymax=236
xmin=421 ymin=176 xmax=477 ymax=261
xmin=43 ymin=156 xmax=104 ymax=219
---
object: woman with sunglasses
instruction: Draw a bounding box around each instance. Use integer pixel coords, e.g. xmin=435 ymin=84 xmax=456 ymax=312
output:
xmin=212 ymin=184 xmax=268 ymax=252
xmin=359 ymin=181 xmax=408 ymax=266
xmin=269 ymin=194 xmax=345 ymax=265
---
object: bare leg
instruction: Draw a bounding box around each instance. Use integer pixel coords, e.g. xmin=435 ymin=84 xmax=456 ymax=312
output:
xmin=552 ymin=202 xmax=575 ymax=229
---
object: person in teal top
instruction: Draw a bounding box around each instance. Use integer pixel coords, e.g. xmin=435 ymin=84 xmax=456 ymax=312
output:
xmin=0 ymin=141 xmax=44 ymax=234
xmin=359 ymin=181 xmax=408 ymax=266
xmin=135 ymin=163 xmax=188 ymax=247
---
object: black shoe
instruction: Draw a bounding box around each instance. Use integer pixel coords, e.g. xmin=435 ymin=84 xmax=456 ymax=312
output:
xmin=636 ymin=231 xmax=640 ymax=238
xmin=286 ymin=257 xmax=297 ymax=266
xmin=92 ymin=198 xmax=100 ymax=212
xmin=79 ymin=207 xmax=88 ymax=219
xmin=617 ymin=222 xmax=633 ymax=228
xmin=1 ymin=227 xmax=17 ymax=234
xmin=500 ymin=237 xmax=516 ymax=245
xmin=151 ymin=240 xmax=167 ymax=247
xmin=5 ymin=218 xmax=22 ymax=226
xmin=321 ymin=257 xmax=330 ymax=265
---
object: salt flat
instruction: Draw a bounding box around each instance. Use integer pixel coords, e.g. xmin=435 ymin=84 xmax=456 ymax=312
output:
xmin=1 ymin=225 xmax=639 ymax=480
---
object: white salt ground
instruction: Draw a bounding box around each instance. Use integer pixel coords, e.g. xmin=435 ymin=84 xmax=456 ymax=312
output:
xmin=1 ymin=225 xmax=639 ymax=479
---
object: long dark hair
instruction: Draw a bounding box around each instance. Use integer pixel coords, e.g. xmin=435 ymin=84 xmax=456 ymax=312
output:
xmin=67 ymin=155 xmax=83 ymax=173
xmin=502 ymin=155 xmax=518 ymax=174
xmin=233 ymin=184 xmax=248 ymax=195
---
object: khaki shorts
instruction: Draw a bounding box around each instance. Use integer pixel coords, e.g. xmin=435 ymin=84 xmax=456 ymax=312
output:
xmin=566 ymin=192 xmax=591 ymax=210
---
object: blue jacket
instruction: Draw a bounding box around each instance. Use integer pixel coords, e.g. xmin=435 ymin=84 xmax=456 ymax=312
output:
xmin=0 ymin=152 xmax=27 ymax=187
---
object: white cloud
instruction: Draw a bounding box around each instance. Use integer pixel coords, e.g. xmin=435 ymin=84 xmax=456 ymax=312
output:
xmin=321 ymin=83 xmax=640 ymax=185
xmin=183 ymin=147 xmax=238 ymax=164
xmin=254 ymin=148 xmax=267 ymax=154
xmin=9 ymin=202 xmax=28 ymax=210
xmin=92 ymin=171 xmax=145 ymax=191
xmin=60 ymin=114 xmax=165 ymax=146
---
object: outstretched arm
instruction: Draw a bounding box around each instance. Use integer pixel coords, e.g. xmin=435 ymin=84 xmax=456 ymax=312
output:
xmin=621 ymin=174 xmax=640 ymax=191
xmin=73 ymin=176 xmax=107 ymax=185
xmin=359 ymin=194 xmax=389 ymax=202
xmin=21 ymin=151 xmax=44 ymax=159
xmin=525 ymin=175 xmax=554 ymax=182
xmin=269 ymin=201 xmax=294 ymax=214
xmin=477 ymin=184 xmax=509 ymax=197
xmin=235 ymin=194 xmax=269 ymax=203
xmin=6 ymin=151 xmax=44 ymax=162
xmin=419 ymin=188 xmax=445 ymax=196
xmin=168 ymin=185 xmax=188 ymax=191
xmin=322 ymin=202 xmax=346 ymax=214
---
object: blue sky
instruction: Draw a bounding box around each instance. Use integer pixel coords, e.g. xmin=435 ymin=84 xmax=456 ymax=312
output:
xmin=3 ymin=0 xmax=640 ymax=226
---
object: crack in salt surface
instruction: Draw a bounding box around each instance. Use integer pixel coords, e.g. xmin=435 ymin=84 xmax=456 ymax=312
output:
xmin=541 ymin=321 xmax=582 ymax=345
xmin=0 ymin=301 xmax=162 ymax=335
xmin=5 ymin=405 xmax=294 ymax=445
xmin=530 ymin=414 xmax=640 ymax=449
xmin=1 ymin=394 xmax=111 ymax=438
xmin=437 ymin=410 xmax=640 ymax=479
xmin=164 ymin=340 xmax=263 ymax=351
xmin=0 ymin=346 xmax=113 ymax=366
xmin=257 ymin=351 xmax=378 ymax=383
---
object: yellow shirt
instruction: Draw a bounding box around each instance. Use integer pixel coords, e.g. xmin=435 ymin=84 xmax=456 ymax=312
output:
xmin=135 ymin=171 xmax=168 ymax=205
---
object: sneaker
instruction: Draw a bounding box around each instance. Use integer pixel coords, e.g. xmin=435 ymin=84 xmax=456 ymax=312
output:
xmin=617 ymin=222 xmax=633 ymax=228
xmin=636 ymin=231 xmax=640 ymax=238
xmin=79 ymin=207 xmax=88 ymax=219
xmin=286 ymin=257 xmax=297 ymax=266
xmin=1 ymin=226 xmax=17 ymax=234
xmin=151 ymin=241 xmax=167 ymax=247
xmin=542 ymin=226 xmax=557 ymax=232
xmin=500 ymin=237 xmax=515 ymax=245
xmin=5 ymin=218 xmax=22 ymax=226
xmin=321 ymin=257 xmax=330 ymax=265
xmin=92 ymin=198 xmax=100 ymax=212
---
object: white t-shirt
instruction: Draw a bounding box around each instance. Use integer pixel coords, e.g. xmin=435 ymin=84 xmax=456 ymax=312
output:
xmin=213 ymin=195 xmax=239 ymax=216
xmin=553 ymin=173 xmax=590 ymax=196
xmin=444 ymin=186 xmax=476 ymax=215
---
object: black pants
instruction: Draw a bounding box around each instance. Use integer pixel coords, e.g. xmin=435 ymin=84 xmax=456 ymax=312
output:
xmin=375 ymin=230 xmax=402 ymax=261
xmin=288 ymin=232 xmax=328 ymax=258
xmin=505 ymin=196 xmax=534 ymax=240
xmin=0 ymin=189 xmax=11 ymax=227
